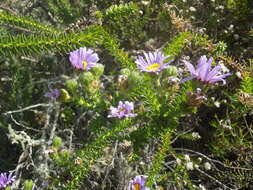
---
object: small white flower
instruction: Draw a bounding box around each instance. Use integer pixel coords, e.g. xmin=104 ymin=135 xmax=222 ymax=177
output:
xmin=220 ymin=119 xmax=232 ymax=130
xmin=176 ymin=158 xmax=182 ymax=165
xmin=199 ymin=184 xmax=207 ymax=190
xmin=74 ymin=157 xmax=83 ymax=165
xmin=234 ymin=34 xmax=239 ymax=40
xmin=184 ymin=56 xmax=190 ymax=61
xmin=214 ymin=101 xmax=220 ymax=108
xmin=44 ymin=149 xmax=55 ymax=154
xmin=235 ymin=71 xmax=242 ymax=79
xmin=218 ymin=5 xmax=224 ymax=9
xmin=192 ymin=132 xmax=201 ymax=139
xmin=222 ymin=124 xmax=232 ymax=130
xmin=194 ymin=164 xmax=199 ymax=169
xmin=219 ymin=63 xmax=230 ymax=73
xmin=141 ymin=1 xmax=149 ymax=6
xmin=189 ymin=7 xmax=196 ymax=12
xmin=168 ymin=76 xmax=180 ymax=84
xmin=186 ymin=162 xmax=194 ymax=170
xmin=140 ymin=161 xmax=145 ymax=165
xmin=204 ymin=162 xmax=211 ymax=170
xmin=118 ymin=74 xmax=127 ymax=81
xmin=184 ymin=154 xmax=191 ymax=161
xmin=199 ymin=28 xmax=206 ymax=33
xmin=228 ymin=24 xmax=234 ymax=31
xmin=198 ymin=157 xmax=202 ymax=162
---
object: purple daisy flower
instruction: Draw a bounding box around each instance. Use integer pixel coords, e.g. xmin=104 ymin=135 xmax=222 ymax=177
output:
xmin=135 ymin=51 xmax=173 ymax=74
xmin=129 ymin=175 xmax=150 ymax=190
xmin=108 ymin=101 xmax=137 ymax=119
xmin=183 ymin=55 xmax=231 ymax=84
xmin=0 ymin=172 xmax=16 ymax=188
xmin=44 ymin=88 xmax=60 ymax=99
xmin=69 ymin=47 xmax=99 ymax=71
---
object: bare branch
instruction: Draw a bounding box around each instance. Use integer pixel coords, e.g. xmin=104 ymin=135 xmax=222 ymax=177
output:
xmin=3 ymin=103 xmax=50 ymax=115
xmin=196 ymin=168 xmax=235 ymax=190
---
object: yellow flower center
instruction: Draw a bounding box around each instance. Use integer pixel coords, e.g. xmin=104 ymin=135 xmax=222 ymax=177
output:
xmin=82 ymin=60 xmax=88 ymax=70
xmin=146 ymin=63 xmax=160 ymax=71
xmin=119 ymin=108 xmax=126 ymax=112
xmin=134 ymin=184 xmax=141 ymax=190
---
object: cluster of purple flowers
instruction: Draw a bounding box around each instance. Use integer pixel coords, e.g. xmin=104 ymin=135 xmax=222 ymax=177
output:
xmin=135 ymin=51 xmax=231 ymax=84
xmin=42 ymin=44 xmax=232 ymax=188
xmin=45 ymin=47 xmax=231 ymax=116
xmin=0 ymin=172 xmax=15 ymax=189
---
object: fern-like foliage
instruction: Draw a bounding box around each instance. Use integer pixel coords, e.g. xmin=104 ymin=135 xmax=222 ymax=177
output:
xmin=0 ymin=11 xmax=60 ymax=34
xmin=0 ymin=24 xmax=135 ymax=69
xmin=240 ymin=76 xmax=253 ymax=95
xmin=163 ymin=32 xmax=192 ymax=57
xmin=226 ymin=0 xmax=250 ymax=19
xmin=0 ymin=25 xmax=104 ymax=56
xmin=100 ymin=2 xmax=147 ymax=44
xmin=46 ymin=0 xmax=76 ymax=23
xmin=101 ymin=29 xmax=136 ymax=69
xmin=146 ymin=129 xmax=172 ymax=187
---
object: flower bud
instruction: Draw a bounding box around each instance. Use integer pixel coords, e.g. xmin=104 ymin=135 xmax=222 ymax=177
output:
xmin=66 ymin=79 xmax=78 ymax=92
xmin=117 ymin=75 xmax=128 ymax=88
xmin=59 ymin=149 xmax=71 ymax=159
xmin=79 ymin=72 xmax=94 ymax=85
xmin=165 ymin=66 xmax=178 ymax=76
xmin=91 ymin=80 xmax=101 ymax=89
xmin=120 ymin=68 xmax=131 ymax=75
xmin=53 ymin=136 xmax=63 ymax=149
xmin=59 ymin=89 xmax=71 ymax=101
xmin=91 ymin=64 xmax=104 ymax=77
xmin=23 ymin=180 xmax=34 ymax=190
xmin=186 ymin=88 xmax=206 ymax=107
